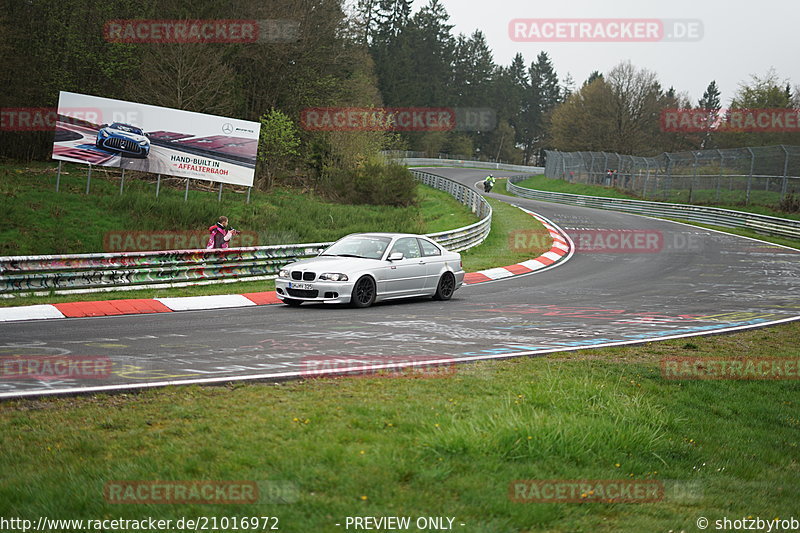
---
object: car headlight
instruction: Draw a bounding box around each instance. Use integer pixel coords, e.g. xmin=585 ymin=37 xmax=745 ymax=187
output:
xmin=99 ymin=131 xmax=108 ymax=137
xmin=278 ymin=269 xmax=290 ymax=278
xmin=319 ymin=273 xmax=348 ymax=282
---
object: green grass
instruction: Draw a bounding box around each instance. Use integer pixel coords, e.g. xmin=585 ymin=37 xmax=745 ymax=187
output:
xmin=0 ymin=161 xmax=477 ymax=256
xmin=1 ymin=320 xmax=797 ymax=531
xmin=511 ymin=174 xmax=800 ymax=220
xmin=663 ymin=220 xmax=800 ymax=250
xmin=460 ymin=197 xmax=550 ymax=272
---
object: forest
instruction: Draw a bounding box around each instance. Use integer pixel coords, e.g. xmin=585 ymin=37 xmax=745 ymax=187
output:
xmin=2 ymin=0 xmax=798 ymax=197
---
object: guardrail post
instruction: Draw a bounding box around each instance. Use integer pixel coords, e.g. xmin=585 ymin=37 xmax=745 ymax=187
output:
xmin=715 ymin=149 xmax=722 ymax=203
xmin=664 ymin=153 xmax=673 ymax=200
xmin=85 ymin=164 xmax=92 ymax=195
xmin=55 ymin=161 xmax=61 ymax=192
xmin=781 ymin=145 xmax=789 ymax=199
xmin=746 ymin=147 xmax=754 ymax=205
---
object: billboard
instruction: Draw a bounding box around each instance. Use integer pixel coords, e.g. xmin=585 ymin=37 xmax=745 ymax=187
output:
xmin=52 ymin=91 xmax=260 ymax=187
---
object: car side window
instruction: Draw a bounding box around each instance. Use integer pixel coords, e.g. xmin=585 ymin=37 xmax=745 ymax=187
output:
xmin=390 ymin=237 xmax=421 ymax=259
xmin=418 ymin=238 xmax=441 ymax=257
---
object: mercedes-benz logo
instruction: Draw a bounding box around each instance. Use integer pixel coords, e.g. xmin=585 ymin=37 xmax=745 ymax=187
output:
xmin=222 ymin=123 xmax=233 ymax=134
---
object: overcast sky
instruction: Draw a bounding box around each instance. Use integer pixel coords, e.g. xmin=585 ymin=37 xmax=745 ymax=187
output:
xmin=407 ymin=0 xmax=799 ymax=105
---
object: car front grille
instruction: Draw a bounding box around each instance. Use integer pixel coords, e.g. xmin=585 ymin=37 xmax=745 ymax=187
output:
xmin=291 ymin=271 xmax=316 ymax=281
xmin=104 ymin=138 xmax=142 ymax=153
xmin=287 ymin=288 xmax=319 ymax=298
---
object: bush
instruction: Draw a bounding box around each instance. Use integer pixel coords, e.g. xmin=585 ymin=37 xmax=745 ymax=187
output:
xmin=779 ymin=192 xmax=800 ymax=213
xmin=323 ymin=160 xmax=417 ymax=207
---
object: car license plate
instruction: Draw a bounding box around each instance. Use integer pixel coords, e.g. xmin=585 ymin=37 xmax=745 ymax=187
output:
xmin=289 ymin=282 xmax=313 ymax=290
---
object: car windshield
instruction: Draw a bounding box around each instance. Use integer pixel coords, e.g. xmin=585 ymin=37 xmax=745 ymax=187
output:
xmin=321 ymin=235 xmax=392 ymax=260
xmin=111 ymin=123 xmax=143 ymax=135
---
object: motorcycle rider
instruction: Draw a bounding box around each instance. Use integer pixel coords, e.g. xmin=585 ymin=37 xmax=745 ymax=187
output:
xmin=483 ymin=174 xmax=496 ymax=192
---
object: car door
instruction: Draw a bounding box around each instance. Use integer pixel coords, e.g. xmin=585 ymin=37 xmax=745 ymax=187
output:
xmin=417 ymin=237 xmax=445 ymax=291
xmin=382 ymin=237 xmax=429 ymax=297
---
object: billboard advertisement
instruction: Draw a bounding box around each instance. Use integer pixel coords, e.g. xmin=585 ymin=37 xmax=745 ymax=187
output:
xmin=52 ymin=91 xmax=260 ymax=187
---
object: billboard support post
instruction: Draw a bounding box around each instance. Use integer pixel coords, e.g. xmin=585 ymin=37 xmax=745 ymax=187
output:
xmin=246 ymin=187 xmax=251 ymax=204
xmin=120 ymin=168 xmax=126 ymax=195
xmin=184 ymin=178 xmax=189 ymax=202
xmin=218 ymin=182 xmax=223 ymax=202
xmin=156 ymin=174 xmax=161 ymax=198
xmin=86 ymin=165 xmax=92 ymax=195
xmin=56 ymin=161 xmax=62 ymax=192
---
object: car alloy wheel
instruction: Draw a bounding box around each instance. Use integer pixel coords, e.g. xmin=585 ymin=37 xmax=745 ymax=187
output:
xmin=433 ymin=272 xmax=455 ymax=300
xmin=351 ymin=276 xmax=376 ymax=308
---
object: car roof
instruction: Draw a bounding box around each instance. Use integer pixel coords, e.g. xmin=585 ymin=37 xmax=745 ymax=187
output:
xmin=346 ymin=232 xmax=428 ymax=238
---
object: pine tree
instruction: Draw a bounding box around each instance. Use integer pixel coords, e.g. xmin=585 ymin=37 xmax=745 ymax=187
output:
xmin=697 ymin=80 xmax=721 ymax=148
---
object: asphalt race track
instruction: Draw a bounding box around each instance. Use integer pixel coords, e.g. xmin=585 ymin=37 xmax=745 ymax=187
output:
xmin=1 ymin=167 xmax=799 ymax=398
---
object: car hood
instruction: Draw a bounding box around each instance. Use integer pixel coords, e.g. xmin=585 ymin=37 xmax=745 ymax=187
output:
xmin=103 ymin=129 xmax=148 ymax=143
xmin=286 ymin=255 xmax=382 ymax=273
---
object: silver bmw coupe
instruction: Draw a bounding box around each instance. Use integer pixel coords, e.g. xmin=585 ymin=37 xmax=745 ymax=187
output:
xmin=275 ymin=233 xmax=465 ymax=308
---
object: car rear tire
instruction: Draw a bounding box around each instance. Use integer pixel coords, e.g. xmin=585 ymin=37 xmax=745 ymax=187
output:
xmin=351 ymin=276 xmax=376 ymax=308
xmin=433 ymin=272 xmax=456 ymax=300
xmin=283 ymin=298 xmax=303 ymax=307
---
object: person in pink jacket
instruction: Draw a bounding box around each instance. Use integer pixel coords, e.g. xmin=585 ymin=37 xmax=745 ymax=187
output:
xmin=206 ymin=216 xmax=239 ymax=249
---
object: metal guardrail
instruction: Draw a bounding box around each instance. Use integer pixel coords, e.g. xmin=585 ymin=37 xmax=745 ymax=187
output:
xmin=411 ymin=169 xmax=492 ymax=252
xmin=0 ymin=171 xmax=492 ymax=295
xmin=396 ymin=157 xmax=544 ymax=174
xmin=507 ymin=176 xmax=800 ymax=240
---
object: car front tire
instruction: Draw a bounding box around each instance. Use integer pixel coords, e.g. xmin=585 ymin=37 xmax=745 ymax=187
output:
xmin=433 ymin=272 xmax=456 ymax=301
xmin=351 ymin=276 xmax=376 ymax=308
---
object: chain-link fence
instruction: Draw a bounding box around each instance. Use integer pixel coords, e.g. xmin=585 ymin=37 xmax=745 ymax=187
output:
xmin=544 ymin=145 xmax=800 ymax=206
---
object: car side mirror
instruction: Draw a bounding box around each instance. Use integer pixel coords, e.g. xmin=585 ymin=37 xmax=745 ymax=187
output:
xmin=388 ymin=252 xmax=404 ymax=261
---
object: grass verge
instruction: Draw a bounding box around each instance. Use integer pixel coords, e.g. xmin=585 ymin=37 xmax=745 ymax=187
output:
xmin=1 ymin=321 xmax=797 ymax=531
xmin=0 ymin=161 xmax=477 ymax=256
xmin=510 ymin=175 xmax=800 ymax=221
xmin=503 ymin=177 xmax=800 ymax=250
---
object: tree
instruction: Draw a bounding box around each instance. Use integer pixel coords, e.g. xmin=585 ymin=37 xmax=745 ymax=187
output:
xmin=584 ymin=71 xmax=604 ymax=87
xmin=257 ymin=109 xmax=301 ymax=189
xmin=697 ymin=80 xmax=721 ymax=148
xmin=549 ymin=61 xmax=681 ymax=155
xmin=135 ymin=44 xmax=239 ymax=116
xmin=717 ymin=68 xmax=798 ymax=147
xmin=520 ymin=52 xmax=561 ymax=164
xmin=561 ymin=73 xmax=576 ymax=99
